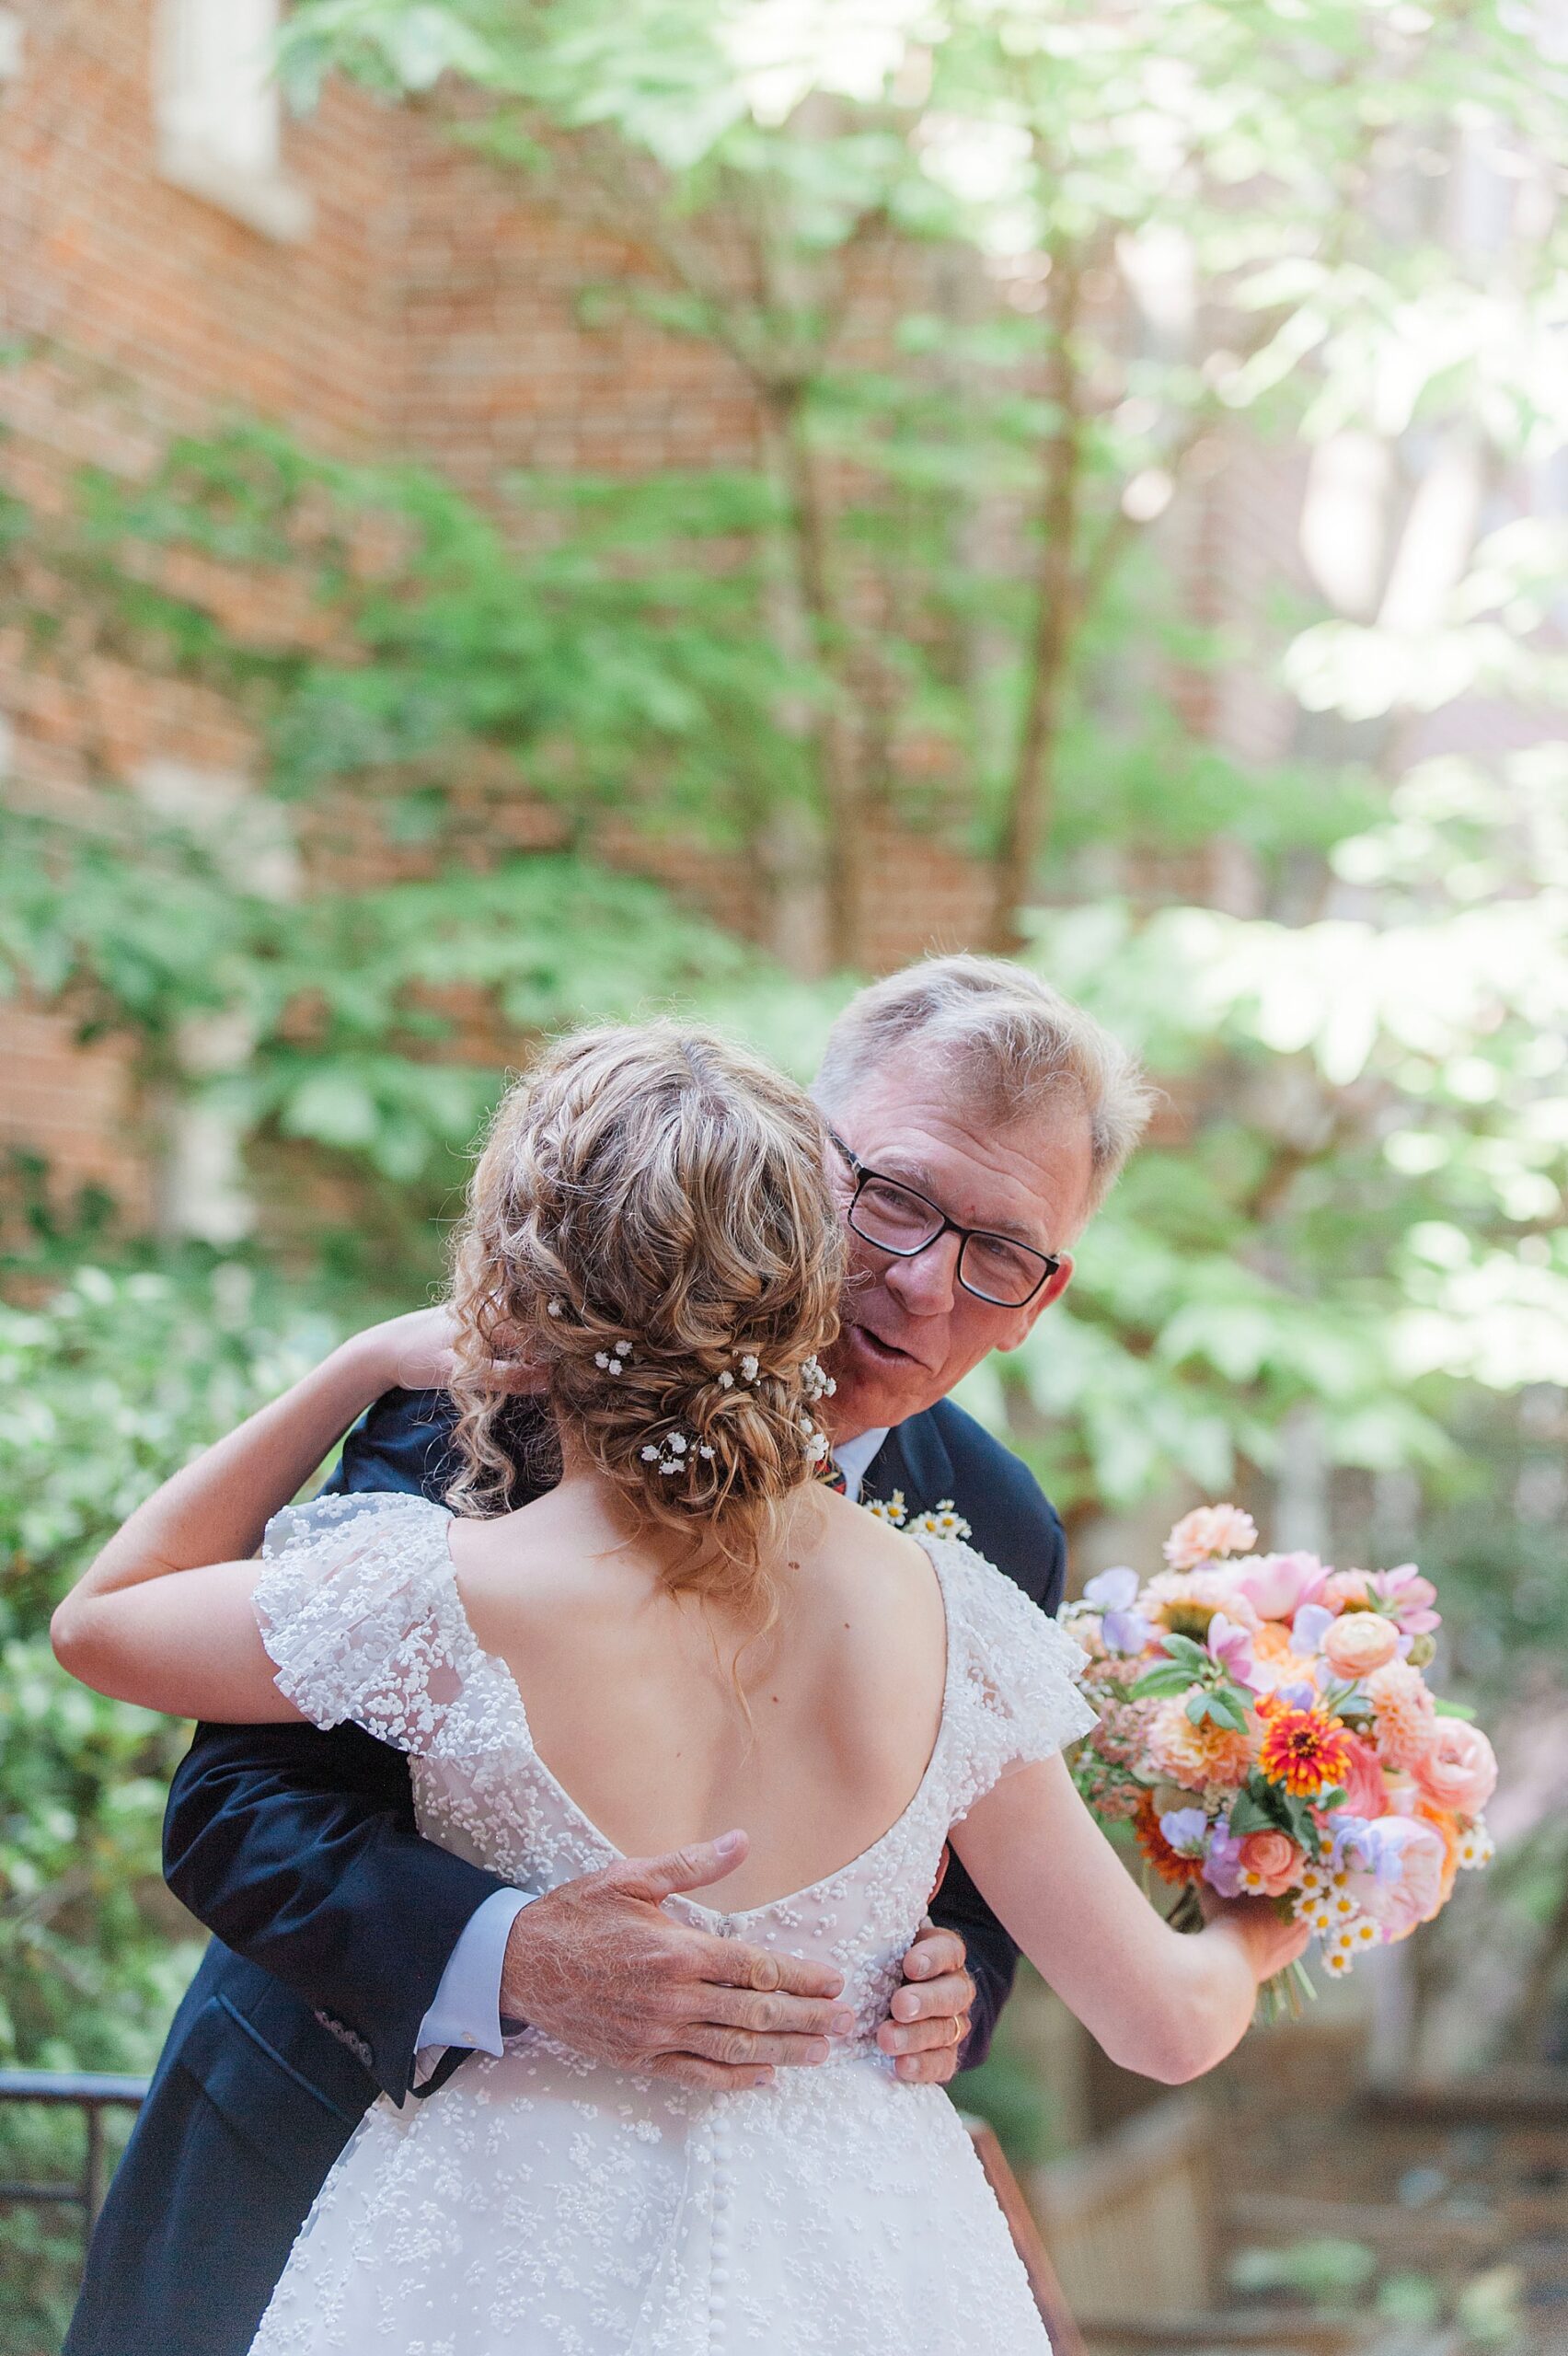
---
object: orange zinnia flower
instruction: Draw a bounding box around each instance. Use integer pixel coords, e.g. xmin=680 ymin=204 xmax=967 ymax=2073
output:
xmin=1133 ymin=1790 xmax=1205 ymax=1886
xmin=1257 ymin=1699 xmax=1354 ymax=1798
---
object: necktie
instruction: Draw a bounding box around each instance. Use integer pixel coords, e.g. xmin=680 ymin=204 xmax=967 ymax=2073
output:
xmin=821 ymin=1461 xmax=848 ymax=1496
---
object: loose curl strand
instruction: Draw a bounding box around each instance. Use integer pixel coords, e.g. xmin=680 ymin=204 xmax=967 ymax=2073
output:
xmin=444 ymin=1022 xmax=845 ymax=1633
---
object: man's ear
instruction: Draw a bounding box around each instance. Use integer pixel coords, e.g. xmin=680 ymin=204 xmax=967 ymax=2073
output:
xmin=997 ymin=1254 xmax=1074 ymax=1353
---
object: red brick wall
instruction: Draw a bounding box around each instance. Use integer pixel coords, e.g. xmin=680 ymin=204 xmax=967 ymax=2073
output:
xmin=0 ymin=0 xmax=1324 ymax=1239
xmin=1 ymin=1 xmax=401 ymax=445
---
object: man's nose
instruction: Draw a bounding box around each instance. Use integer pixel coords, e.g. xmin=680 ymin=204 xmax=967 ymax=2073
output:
xmin=882 ymin=1231 xmax=961 ymax=1316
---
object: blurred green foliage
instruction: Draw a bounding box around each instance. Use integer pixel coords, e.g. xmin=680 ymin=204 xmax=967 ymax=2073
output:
xmin=0 ymin=1265 xmax=344 ymax=2346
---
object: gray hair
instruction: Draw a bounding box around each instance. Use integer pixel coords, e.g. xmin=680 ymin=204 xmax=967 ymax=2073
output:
xmin=813 ymin=954 xmax=1154 ymax=1216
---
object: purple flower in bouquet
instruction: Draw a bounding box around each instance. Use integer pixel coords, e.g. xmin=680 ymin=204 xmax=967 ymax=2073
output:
xmin=1083 ymin=1565 xmax=1153 ymax=1655
xmin=1325 ymin=1815 xmax=1382 ymax=1874
xmin=1202 ymin=1820 xmax=1248 ymax=1899
xmin=1290 ymin=1603 xmax=1335 ymax=1657
xmin=1159 ymin=1807 xmax=1210 ymax=1861
xmin=1342 ymin=1816 xmax=1447 ymax=1938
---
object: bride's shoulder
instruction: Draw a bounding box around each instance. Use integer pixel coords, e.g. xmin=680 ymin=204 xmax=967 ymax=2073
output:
xmin=262 ymin=1485 xmax=450 ymax=1564
xmin=907 ymin=1527 xmax=1091 ymax=1680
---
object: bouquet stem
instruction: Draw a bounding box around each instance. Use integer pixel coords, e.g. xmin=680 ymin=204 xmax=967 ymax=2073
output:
xmin=1255 ymin=1958 xmax=1318 ymax=2025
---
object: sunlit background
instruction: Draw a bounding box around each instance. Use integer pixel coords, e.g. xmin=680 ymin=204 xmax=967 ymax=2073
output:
xmin=2 ymin=1 xmax=1565 ymax=2349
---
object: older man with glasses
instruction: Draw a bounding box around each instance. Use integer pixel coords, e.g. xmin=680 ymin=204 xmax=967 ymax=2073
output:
xmin=66 ymin=954 xmax=1151 ymax=2356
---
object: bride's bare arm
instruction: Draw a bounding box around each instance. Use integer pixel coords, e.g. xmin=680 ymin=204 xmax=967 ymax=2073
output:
xmin=52 ymin=1330 xmax=409 ymax=1720
xmin=951 ymin=1754 xmax=1309 ymax=2085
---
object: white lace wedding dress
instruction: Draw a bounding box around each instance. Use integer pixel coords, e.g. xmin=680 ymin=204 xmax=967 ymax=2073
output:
xmin=245 ymin=1491 xmax=1096 ymax=2355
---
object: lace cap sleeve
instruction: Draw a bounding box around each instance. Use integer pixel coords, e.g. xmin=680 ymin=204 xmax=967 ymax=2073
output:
xmin=253 ymin=1491 xmax=477 ymax=1752
xmin=929 ymin=1538 xmax=1099 ymax=1823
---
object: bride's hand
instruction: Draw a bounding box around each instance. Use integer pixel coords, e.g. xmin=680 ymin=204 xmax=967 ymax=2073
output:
xmin=1196 ymin=1887 xmax=1312 ymax=1981
xmin=356 ymin=1307 xmax=547 ymax=1401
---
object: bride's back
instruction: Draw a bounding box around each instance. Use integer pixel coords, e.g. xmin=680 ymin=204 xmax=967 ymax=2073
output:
xmin=452 ymin=1485 xmax=948 ymax=1913
xmin=438 ymin=1019 xmax=946 ymax=1912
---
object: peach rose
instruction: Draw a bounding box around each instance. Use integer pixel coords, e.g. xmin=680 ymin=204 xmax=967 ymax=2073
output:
xmin=1237 ymin=1830 xmax=1302 ymax=1896
xmin=1321 ymin=1611 xmax=1402 ymax=1679
xmin=1322 ymin=1570 xmax=1372 ymax=1611
xmin=1412 ymin=1720 xmax=1498 ymax=1818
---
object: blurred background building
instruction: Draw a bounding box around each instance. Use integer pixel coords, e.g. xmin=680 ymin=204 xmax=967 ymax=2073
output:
xmin=2 ymin=3 xmax=1565 ymax=2350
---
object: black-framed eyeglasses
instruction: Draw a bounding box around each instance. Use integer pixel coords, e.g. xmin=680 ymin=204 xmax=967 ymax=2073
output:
xmin=827 ymin=1128 xmax=1062 ymax=1310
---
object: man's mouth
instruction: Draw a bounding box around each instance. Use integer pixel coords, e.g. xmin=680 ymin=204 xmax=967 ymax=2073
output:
xmin=846 ymin=1322 xmax=920 ymax=1370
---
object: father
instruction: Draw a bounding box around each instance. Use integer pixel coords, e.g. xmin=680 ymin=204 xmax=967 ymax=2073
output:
xmin=66 ymin=953 xmax=1149 ymax=2356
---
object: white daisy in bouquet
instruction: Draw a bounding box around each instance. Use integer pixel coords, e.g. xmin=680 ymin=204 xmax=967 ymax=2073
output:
xmin=1066 ymin=1507 xmax=1496 ymax=2015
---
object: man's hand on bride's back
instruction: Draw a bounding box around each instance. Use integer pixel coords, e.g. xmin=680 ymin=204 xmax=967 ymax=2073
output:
xmin=497 ymin=1832 xmax=857 ymax=2090
xmin=354 ymin=1307 xmax=547 ymax=1401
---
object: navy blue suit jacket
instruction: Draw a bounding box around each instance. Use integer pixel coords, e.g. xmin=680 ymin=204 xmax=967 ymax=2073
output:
xmin=66 ymin=1392 xmax=1065 ymax=2356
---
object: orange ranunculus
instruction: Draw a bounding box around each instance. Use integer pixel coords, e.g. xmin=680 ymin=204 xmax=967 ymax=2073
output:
xmin=1237 ymin=1830 xmax=1302 ymax=1896
xmin=1321 ymin=1612 xmax=1401 ymax=1679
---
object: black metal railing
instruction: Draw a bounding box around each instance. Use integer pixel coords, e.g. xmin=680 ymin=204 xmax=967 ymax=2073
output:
xmin=0 ymin=2069 xmax=148 ymax=2242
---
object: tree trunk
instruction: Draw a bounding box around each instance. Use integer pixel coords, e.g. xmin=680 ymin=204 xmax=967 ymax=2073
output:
xmin=987 ymin=255 xmax=1086 ymax=954
xmin=763 ymin=390 xmax=869 ymax=971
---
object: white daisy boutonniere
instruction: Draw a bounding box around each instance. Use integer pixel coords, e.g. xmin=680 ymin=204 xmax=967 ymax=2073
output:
xmin=906 ymin=1499 xmax=973 ymax=1542
xmin=859 ymin=1491 xmax=973 ymax=1541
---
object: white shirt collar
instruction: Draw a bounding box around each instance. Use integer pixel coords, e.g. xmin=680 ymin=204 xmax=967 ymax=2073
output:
xmin=832 ymin=1426 xmax=891 ymax=1503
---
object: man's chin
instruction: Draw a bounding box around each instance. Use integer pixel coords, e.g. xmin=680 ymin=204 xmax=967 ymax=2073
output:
xmin=829 ymin=1323 xmax=940 ymax=1426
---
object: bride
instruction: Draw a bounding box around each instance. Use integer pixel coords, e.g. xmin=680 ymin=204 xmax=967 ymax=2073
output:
xmin=53 ymin=1022 xmax=1306 ymax=2353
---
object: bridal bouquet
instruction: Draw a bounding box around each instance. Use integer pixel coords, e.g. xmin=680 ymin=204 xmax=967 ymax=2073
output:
xmin=1064 ymin=1506 xmax=1496 ymax=2015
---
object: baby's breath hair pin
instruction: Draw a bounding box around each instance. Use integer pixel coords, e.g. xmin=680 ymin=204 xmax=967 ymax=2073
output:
xmin=546 ymin=1299 xmax=565 ymax=1319
xmin=799 ymin=1417 xmax=830 ymax=1467
xmin=801 ymin=1355 xmax=836 ymax=1404
xmin=594 ymin=1339 xmax=633 ymax=1376
xmin=640 ymin=1428 xmax=715 ymax=1477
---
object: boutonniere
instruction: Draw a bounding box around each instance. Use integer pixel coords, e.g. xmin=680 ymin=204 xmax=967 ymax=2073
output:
xmin=863 ymin=1490 xmax=972 ymax=1542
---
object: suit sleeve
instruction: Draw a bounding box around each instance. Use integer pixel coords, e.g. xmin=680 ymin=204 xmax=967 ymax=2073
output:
xmin=165 ymin=1719 xmax=507 ymax=2102
xmin=162 ymin=1388 xmax=512 ymax=2104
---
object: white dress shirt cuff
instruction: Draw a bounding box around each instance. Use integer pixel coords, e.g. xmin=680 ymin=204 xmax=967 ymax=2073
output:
xmin=415 ymin=1887 xmax=534 ymax=2062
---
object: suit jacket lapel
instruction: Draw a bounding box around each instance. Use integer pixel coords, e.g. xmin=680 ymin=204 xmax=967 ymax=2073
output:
xmin=863 ymin=1410 xmax=955 ymax=1517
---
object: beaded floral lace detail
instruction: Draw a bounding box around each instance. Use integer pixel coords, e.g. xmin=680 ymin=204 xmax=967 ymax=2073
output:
xmin=248 ymin=1492 xmax=1096 ymax=2355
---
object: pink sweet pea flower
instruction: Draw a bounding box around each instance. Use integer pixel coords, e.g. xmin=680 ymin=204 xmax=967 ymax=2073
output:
xmin=1369 ymin=1565 xmax=1441 ymax=1636
xmin=1205 ymin=1611 xmax=1259 ymax=1690
xmin=1235 ymin=1551 xmax=1328 ymax=1623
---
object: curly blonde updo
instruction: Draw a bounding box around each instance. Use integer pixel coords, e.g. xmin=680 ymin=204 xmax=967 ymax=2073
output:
xmin=446 ymin=1022 xmax=845 ymax=1615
